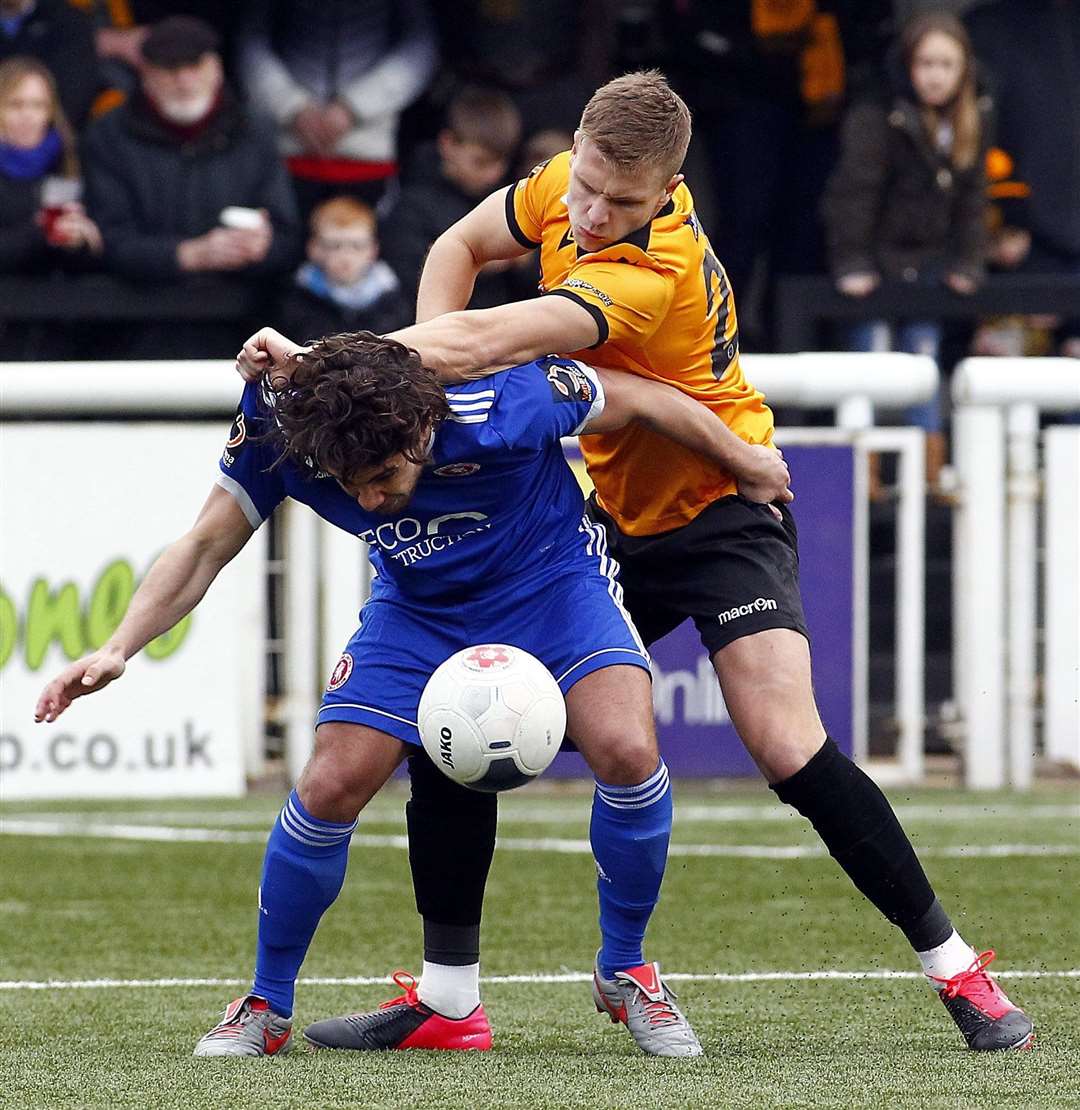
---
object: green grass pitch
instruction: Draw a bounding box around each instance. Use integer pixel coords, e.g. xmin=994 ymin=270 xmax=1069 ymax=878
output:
xmin=1 ymin=782 xmax=1078 ymax=1109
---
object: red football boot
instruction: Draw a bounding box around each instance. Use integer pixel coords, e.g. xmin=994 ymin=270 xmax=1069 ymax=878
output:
xmin=931 ymin=949 xmax=1035 ymax=1051
xmin=303 ymin=970 xmax=492 ymax=1051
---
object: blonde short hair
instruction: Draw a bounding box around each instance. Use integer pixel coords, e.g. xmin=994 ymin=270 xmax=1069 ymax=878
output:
xmin=578 ymin=70 xmax=691 ymax=183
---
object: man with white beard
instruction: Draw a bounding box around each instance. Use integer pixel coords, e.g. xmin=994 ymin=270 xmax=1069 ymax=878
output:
xmin=82 ymin=15 xmax=300 ymax=356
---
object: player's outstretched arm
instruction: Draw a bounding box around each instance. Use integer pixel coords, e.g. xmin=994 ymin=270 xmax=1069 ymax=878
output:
xmin=587 ymin=369 xmax=794 ymax=508
xmin=33 ymin=486 xmax=255 ymax=723
xmin=388 ymin=295 xmax=600 ymax=383
xmin=415 ymin=187 xmax=531 ymax=323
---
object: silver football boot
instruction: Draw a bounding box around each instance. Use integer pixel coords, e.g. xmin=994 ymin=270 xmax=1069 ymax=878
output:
xmin=592 ymin=954 xmax=703 ymax=1057
xmin=193 ymin=994 xmax=293 ymax=1057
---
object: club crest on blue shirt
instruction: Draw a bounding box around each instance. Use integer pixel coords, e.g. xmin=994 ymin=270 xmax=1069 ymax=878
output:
xmin=326 ymin=652 xmax=354 ymax=692
xmin=545 ymin=361 xmax=595 ymax=403
xmin=222 ymin=409 xmax=247 ymax=469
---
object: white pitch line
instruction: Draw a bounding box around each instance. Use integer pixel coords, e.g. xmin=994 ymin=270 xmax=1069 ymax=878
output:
xmin=1 ymin=820 xmax=1077 ymax=859
xmin=6 ymin=803 xmax=1079 ymax=827
xmin=0 ymin=969 xmax=1077 ymax=992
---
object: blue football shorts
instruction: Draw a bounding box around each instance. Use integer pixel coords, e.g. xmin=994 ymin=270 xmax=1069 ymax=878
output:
xmin=316 ymin=542 xmax=650 ymax=746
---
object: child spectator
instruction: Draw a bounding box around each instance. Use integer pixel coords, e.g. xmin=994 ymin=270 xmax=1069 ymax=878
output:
xmin=822 ymin=11 xmax=991 ymax=487
xmin=380 ymin=86 xmax=522 ymax=311
xmin=0 ymin=56 xmax=102 ymax=271
xmin=278 ymin=196 xmax=410 ymax=341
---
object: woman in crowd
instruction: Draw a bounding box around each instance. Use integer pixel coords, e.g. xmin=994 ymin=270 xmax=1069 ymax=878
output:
xmin=0 ymin=56 xmax=102 ymax=272
xmin=822 ymin=12 xmax=991 ymax=489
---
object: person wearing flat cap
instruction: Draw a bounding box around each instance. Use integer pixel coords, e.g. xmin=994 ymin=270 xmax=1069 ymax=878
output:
xmin=82 ymin=15 xmax=301 ymax=356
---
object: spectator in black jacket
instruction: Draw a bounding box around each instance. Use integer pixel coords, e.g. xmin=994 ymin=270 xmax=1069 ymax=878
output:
xmin=656 ymin=0 xmax=896 ymax=347
xmin=967 ymin=0 xmax=1080 ymax=357
xmin=82 ymin=15 xmax=300 ymax=355
xmin=0 ymin=0 xmax=98 ymax=128
xmin=278 ymin=195 xmax=410 ymax=342
xmin=822 ymin=11 xmax=990 ymax=487
xmin=0 ymin=54 xmax=102 ymax=359
xmin=0 ymin=55 xmax=101 ymax=272
xmin=380 ymin=86 xmax=521 ymax=312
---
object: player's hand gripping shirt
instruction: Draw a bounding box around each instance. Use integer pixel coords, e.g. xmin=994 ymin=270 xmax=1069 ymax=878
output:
xmin=506 ymin=150 xmax=775 ymax=536
xmin=216 ymin=358 xmax=606 ymax=601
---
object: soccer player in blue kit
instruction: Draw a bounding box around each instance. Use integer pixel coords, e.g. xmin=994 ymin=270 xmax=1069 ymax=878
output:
xmin=35 ymin=330 xmax=791 ymax=1058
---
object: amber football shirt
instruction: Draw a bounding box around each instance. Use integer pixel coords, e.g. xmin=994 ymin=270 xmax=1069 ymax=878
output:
xmin=506 ymin=150 xmax=775 ymax=536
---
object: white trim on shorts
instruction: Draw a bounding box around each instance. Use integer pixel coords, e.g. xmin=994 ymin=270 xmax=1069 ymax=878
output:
xmin=556 ymin=646 xmax=650 ymax=686
xmin=578 ymin=514 xmax=649 ymax=658
xmin=316 ymin=703 xmax=418 ymax=728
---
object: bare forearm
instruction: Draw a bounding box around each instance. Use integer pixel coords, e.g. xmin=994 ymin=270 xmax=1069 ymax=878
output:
xmin=103 ymin=534 xmax=230 ymax=659
xmin=642 ymin=396 xmax=761 ymax=474
xmin=414 ymin=232 xmax=482 ymax=323
xmin=597 ymin=372 xmax=760 ymax=473
xmin=389 ymin=310 xmax=521 ymax=382
xmin=390 ymin=296 xmax=600 ymax=384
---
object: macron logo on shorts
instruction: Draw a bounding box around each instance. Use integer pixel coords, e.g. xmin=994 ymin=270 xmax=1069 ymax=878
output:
xmin=717 ymin=597 xmax=778 ymax=626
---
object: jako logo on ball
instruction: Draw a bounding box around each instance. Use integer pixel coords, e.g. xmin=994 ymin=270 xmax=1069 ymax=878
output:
xmin=418 ymin=644 xmax=565 ymax=793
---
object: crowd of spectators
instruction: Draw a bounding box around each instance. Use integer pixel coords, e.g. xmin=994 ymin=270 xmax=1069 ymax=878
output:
xmin=0 ymin=0 xmax=1077 ymax=448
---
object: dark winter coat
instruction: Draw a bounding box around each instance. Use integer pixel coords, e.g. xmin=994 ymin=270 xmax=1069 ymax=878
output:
xmin=0 ymin=173 xmax=100 ymax=274
xmin=0 ymin=174 xmax=48 ymax=272
xmin=82 ymin=90 xmax=300 ymax=282
xmin=277 ymin=282 xmax=411 ymax=345
xmin=966 ymin=0 xmax=1080 ymax=257
xmin=821 ymin=65 xmax=992 ymax=284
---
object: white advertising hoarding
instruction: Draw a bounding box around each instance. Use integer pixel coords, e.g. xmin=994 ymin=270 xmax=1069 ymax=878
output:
xmin=0 ymin=422 xmax=264 ymax=799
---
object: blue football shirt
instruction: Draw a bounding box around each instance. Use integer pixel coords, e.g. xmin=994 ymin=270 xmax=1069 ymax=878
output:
xmin=216 ymin=357 xmax=605 ymax=600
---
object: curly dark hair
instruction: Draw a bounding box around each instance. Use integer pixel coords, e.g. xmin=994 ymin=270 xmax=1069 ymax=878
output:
xmin=263 ymin=331 xmax=449 ymax=483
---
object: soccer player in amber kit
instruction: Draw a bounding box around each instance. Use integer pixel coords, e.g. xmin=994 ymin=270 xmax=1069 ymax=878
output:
xmin=244 ymin=70 xmax=1033 ymax=1054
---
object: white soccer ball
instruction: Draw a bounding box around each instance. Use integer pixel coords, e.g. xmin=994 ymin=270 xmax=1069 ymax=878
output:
xmin=418 ymin=644 xmax=566 ymax=792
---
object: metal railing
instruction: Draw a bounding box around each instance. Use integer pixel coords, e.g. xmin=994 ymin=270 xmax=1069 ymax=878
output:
xmin=951 ymin=358 xmax=1080 ymax=789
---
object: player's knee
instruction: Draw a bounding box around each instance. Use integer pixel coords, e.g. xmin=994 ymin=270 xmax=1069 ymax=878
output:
xmin=751 ymin=730 xmax=826 ymax=785
xmin=587 ymin=731 xmax=658 ymax=786
xmin=296 ymin=727 xmax=388 ymax=821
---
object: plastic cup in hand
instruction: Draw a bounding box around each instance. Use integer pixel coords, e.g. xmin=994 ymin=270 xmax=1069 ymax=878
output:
xmin=219 ymin=206 xmax=266 ymax=231
xmin=40 ymin=176 xmax=82 ymax=246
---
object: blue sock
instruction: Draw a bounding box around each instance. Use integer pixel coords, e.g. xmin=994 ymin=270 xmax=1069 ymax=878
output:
xmin=252 ymin=790 xmax=356 ymax=1017
xmin=591 ymin=760 xmax=672 ymax=980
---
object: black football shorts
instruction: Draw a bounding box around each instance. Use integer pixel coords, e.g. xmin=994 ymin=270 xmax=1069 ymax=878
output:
xmin=586 ymin=492 xmax=810 ymax=657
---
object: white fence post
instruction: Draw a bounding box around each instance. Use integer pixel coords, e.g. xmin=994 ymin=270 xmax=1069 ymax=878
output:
xmin=1044 ymin=427 xmax=1080 ymax=770
xmin=952 ymin=359 xmax=1080 ymax=788
xmin=892 ymin=427 xmax=926 ymax=783
xmin=1005 ymin=404 xmax=1040 ymax=789
xmin=952 ymin=406 xmax=1007 ymax=788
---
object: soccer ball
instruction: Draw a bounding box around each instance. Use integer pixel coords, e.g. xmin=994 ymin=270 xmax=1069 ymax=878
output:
xmin=418 ymin=644 xmax=566 ymax=793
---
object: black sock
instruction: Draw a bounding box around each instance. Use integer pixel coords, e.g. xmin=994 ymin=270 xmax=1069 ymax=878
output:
xmin=422 ymin=920 xmax=481 ymax=966
xmin=406 ymin=752 xmax=497 ymax=962
xmin=770 ymin=737 xmax=954 ymax=951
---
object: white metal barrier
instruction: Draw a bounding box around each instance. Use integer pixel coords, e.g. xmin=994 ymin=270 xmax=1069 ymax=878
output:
xmin=952 ymin=358 xmax=1080 ymax=789
xmin=2 ymin=354 xmax=937 ymax=785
